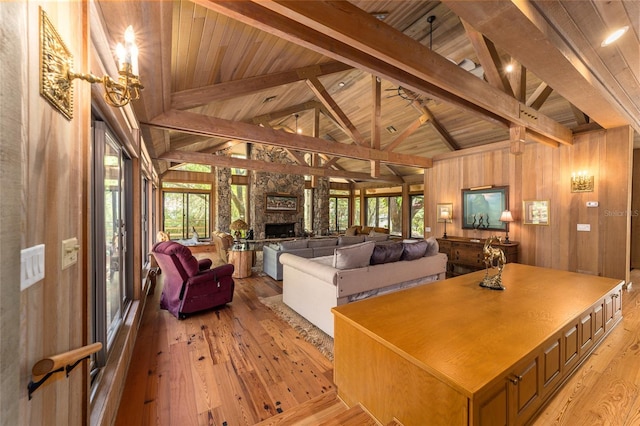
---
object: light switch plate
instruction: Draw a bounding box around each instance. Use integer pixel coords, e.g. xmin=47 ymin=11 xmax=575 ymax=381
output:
xmin=61 ymin=237 xmax=79 ymax=269
xmin=425 ymin=227 xmax=431 ymax=232
xmin=21 ymin=244 xmax=45 ymax=291
xmin=577 ymin=224 xmax=591 ymax=232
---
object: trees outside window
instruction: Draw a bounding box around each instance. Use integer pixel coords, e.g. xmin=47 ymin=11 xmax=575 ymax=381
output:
xmin=163 ymin=188 xmax=210 ymax=239
xmin=366 ymin=196 xmax=402 ymax=235
xmin=410 ymin=194 xmax=424 ymax=238
xmin=231 ymin=184 xmax=247 ymax=223
xmin=329 ymin=196 xmax=349 ymax=233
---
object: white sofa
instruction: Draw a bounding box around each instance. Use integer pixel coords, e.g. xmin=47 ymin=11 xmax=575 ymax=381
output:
xmin=279 ymin=238 xmax=447 ymax=337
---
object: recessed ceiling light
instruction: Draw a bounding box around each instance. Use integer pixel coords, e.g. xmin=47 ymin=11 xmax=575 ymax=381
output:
xmin=371 ymin=12 xmax=388 ymax=21
xmin=505 ymin=64 xmax=514 ymax=73
xmin=263 ymin=95 xmax=277 ymax=103
xmin=386 ymin=126 xmax=397 ymax=134
xmin=601 ymin=26 xmax=629 ymax=47
xmin=338 ymin=81 xmax=345 ymax=88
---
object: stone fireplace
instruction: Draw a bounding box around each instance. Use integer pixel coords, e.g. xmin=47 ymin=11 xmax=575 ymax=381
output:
xmin=213 ymin=146 xmax=330 ymax=240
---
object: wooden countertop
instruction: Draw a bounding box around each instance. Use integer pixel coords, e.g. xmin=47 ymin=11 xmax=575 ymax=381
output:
xmin=332 ymin=263 xmax=622 ymax=396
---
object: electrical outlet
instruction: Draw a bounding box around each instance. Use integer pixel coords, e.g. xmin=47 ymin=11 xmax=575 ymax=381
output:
xmin=61 ymin=237 xmax=79 ymax=269
xmin=586 ymin=201 xmax=599 ymax=207
xmin=425 ymin=227 xmax=431 ymax=233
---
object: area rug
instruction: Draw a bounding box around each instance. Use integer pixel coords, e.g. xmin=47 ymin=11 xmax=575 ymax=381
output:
xmin=259 ymin=294 xmax=334 ymax=361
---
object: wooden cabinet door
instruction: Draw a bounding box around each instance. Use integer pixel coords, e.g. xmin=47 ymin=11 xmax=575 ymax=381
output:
xmin=592 ymin=300 xmax=606 ymax=343
xmin=562 ymin=321 xmax=580 ymax=372
xmin=476 ymin=380 xmax=509 ymax=426
xmin=509 ymin=356 xmax=541 ymax=424
xmin=579 ymin=310 xmax=595 ymax=356
xmin=540 ymin=335 xmax=562 ymax=397
xmin=475 ymin=354 xmax=542 ymax=426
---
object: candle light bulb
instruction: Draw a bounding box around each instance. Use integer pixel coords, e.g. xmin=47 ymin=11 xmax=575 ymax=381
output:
xmin=116 ymin=42 xmax=126 ymax=68
xmin=131 ymin=45 xmax=139 ymax=76
xmin=124 ymin=26 xmax=135 ymax=44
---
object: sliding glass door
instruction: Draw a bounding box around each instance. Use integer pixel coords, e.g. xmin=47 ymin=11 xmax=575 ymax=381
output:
xmin=92 ymin=121 xmax=131 ymax=369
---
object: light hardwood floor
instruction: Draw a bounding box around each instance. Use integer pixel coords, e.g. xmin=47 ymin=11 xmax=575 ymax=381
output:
xmin=115 ymin=270 xmax=640 ymax=425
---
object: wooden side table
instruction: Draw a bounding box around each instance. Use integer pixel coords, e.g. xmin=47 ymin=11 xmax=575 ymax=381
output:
xmin=229 ymin=248 xmax=253 ymax=278
xmin=437 ymin=236 xmax=518 ymax=277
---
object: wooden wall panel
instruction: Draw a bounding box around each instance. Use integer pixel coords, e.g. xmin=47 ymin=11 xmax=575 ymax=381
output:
xmin=631 ymin=149 xmax=640 ymax=269
xmin=0 ymin=3 xmax=25 ymax=425
xmin=425 ymin=127 xmax=633 ymax=283
xmin=19 ymin=2 xmax=89 ymax=424
xmin=600 ymin=127 xmax=633 ymax=281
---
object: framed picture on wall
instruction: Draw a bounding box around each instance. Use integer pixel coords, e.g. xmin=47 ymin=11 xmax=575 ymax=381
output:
xmin=523 ymin=200 xmax=550 ymax=225
xmin=461 ymin=186 xmax=508 ymax=231
xmin=436 ymin=203 xmax=453 ymax=222
xmin=265 ymin=193 xmax=298 ymax=212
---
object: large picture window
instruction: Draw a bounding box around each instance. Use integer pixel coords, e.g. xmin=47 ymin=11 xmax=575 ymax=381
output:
xmin=162 ymin=187 xmax=211 ymax=239
xmin=231 ymin=184 xmax=248 ymax=223
xmin=329 ymin=190 xmax=350 ymax=233
xmin=410 ymin=194 xmax=424 ymax=238
xmin=366 ymin=195 xmax=403 ymax=235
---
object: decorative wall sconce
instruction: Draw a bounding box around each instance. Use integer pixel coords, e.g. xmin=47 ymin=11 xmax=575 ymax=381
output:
xmin=571 ymin=171 xmax=594 ymax=193
xmin=40 ymin=7 xmax=143 ymax=120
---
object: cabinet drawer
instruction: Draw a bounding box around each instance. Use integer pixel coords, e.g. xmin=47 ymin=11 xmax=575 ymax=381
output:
xmin=453 ymin=248 xmax=484 ymax=266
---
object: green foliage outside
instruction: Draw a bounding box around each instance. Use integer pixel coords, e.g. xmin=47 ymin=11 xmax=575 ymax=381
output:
xmin=163 ymin=191 xmax=210 ymax=239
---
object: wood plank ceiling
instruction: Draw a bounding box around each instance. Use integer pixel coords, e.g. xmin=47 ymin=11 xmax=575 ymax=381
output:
xmin=95 ymin=0 xmax=640 ymax=183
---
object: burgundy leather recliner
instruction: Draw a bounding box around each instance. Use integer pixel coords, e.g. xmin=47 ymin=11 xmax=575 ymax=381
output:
xmin=152 ymin=241 xmax=234 ymax=319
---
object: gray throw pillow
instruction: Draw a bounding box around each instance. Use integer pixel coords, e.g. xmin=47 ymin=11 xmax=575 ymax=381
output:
xmin=370 ymin=242 xmax=404 ymax=265
xmin=333 ymin=241 xmax=375 ymax=269
xmin=401 ymin=240 xmax=428 ymax=260
xmin=424 ymin=237 xmax=440 ymax=257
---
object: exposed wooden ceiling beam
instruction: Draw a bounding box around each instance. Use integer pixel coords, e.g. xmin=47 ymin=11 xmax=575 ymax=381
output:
xmin=507 ymin=62 xmax=527 ymax=103
xmin=526 ymin=83 xmax=554 ymax=110
xmin=252 ymin=101 xmax=321 ymax=125
xmin=171 ymin=61 xmax=353 ymax=110
xmin=158 ymin=150 xmax=403 ymax=184
xmin=144 ymin=110 xmax=433 ymax=168
xmin=383 ymin=114 xmax=428 ymax=153
xmin=444 ymin=0 xmax=639 ymax=133
xmin=306 ymin=76 xmax=367 ymax=146
xmin=244 ymin=0 xmax=572 ymax=145
xmin=461 ymin=19 xmax=513 ymax=96
xmin=406 ymin=93 xmax=460 ymax=151
xmin=196 ymin=0 xmax=510 ymax=130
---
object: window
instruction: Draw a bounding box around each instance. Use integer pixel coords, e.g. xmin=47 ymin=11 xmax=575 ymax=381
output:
xmin=92 ymin=121 xmax=133 ymax=369
xmin=172 ymin=163 xmax=212 ymax=173
xmin=162 ymin=189 xmax=211 ymax=239
xmin=231 ymin=154 xmax=247 ymax=176
xmin=329 ymin=190 xmax=350 ymax=233
xmin=410 ymin=194 xmax=424 ymax=238
xmin=231 ymin=184 xmax=248 ymax=223
xmin=353 ymin=196 xmax=361 ymax=226
xmin=141 ymin=177 xmax=149 ymax=270
xmin=366 ymin=195 xmax=402 ymax=235
xmin=304 ymin=188 xmax=313 ymax=232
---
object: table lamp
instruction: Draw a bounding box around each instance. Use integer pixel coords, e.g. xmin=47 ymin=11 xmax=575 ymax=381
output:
xmin=230 ymin=219 xmax=249 ymax=242
xmin=440 ymin=210 xmax=450 ymax=239
xmin=499 ymin=210 xmax=514 ymax=243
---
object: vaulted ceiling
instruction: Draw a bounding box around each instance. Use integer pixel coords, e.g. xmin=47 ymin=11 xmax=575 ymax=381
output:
xmin=97 ymin=1 xmax=639 ymax=184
